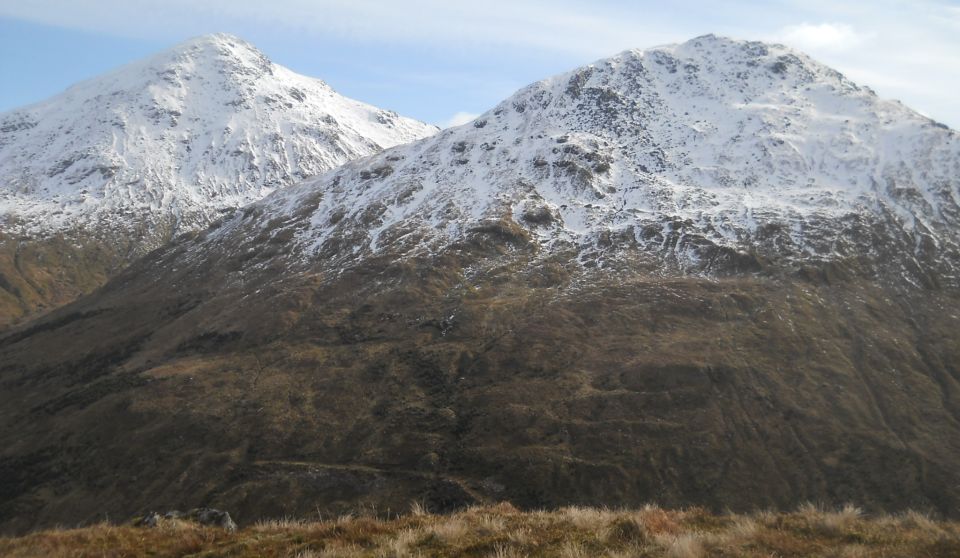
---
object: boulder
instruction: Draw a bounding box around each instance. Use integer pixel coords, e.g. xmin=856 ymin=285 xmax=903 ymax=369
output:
xmin=135 ymin=507 xmax=236 ymax=531
xmin=188 ymin=507 xmax=238 ymax=532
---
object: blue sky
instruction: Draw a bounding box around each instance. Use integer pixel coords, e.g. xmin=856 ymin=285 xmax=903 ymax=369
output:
xmin=1 ymin=1 xmax=958 ymax=128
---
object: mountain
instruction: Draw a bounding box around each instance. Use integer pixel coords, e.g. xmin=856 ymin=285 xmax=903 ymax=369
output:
xmin=240 ymin=34 xmax=956 ymax=285
xmin=1 ymin=35 xmax=959 ymax=534
xmin=0 ymin=33 xmax=437 ymax=326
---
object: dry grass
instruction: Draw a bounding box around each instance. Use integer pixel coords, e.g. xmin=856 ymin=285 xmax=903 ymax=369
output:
xmin=1 ymin=503 xmax=959 ymax=557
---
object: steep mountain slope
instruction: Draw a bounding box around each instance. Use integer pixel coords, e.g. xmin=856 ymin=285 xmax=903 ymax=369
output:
xmin=235 ymin=34 xmax=956 ymax=285
xmin=0 ymin=33 xmax=437 ymax=325
xmin=1 ymin=35 xmax=959 ymax=533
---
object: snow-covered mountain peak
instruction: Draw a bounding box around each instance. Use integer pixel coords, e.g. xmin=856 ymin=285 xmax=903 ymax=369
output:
xmin=208 ymin=35 xmax=958 ymax=286
xmin=493 ymin=34 xmax=873 ymax=133
xmin=0 ymin=34 xmax=438 ymax=242
xmin=159 ymin=32 xmax=272 ymax=69
xmin=31 ymin=33 xmax=299 ymax=129
xmin=102 ymin=32 xmax=275 ymax=81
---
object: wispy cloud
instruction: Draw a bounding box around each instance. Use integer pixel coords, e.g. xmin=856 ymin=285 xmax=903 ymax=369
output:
xmin=778 ymin=23 xmax=866 ymax=51
xmin=765 ymin=3 xmax=960 ymax=127
xmin=1 ymin=0 xmax=958 ymax=127
xmin=440 ymin=112 xmax=480 ymax=129
xmin=0 ymin=0 xmax=680 ymax=56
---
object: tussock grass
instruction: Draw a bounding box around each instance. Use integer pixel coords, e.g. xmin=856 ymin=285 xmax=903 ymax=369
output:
xmin=1 ymin=503 xmax=959 ymax=557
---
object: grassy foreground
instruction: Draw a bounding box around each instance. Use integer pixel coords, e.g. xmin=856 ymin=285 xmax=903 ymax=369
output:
xmin=2 ymin=503 xmax=959 ymax=557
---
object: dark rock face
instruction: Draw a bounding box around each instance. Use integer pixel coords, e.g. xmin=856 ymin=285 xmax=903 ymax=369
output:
xmin=189 ymin=508 xmax=238 ymax=531
xmin=135 ymin=512 xmax=162 ymax=528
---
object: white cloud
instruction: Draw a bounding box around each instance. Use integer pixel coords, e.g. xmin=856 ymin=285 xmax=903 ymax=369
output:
xmin=0 ymin=0 xmax=958 ymax=128
xmin=778 ymin=23 xmax=865 ymax=51
xmin=762 ymin=3 xmax=960 ymax=128
xmin=440 ymin=112 xmax=480 ymax=129
xmin=0 ymin=0 xmax=680 ymax=57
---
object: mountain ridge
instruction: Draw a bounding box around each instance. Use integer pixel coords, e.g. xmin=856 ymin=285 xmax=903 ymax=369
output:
xmin=1 ymin=34 xmax=959 ymax=534
xmin=0 ymin=33 xmax=437 ymax=326
xmin=0 ymin=32 xmax=437 ymax=238
xmin=187 ymin=33 xmax=958 ymax=289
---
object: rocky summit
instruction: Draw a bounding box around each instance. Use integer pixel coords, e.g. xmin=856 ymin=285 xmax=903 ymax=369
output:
xmin=0 ymin=33 xmax=436 ymax=326
xmin=0 ymin=35 xmax=958 ymax=534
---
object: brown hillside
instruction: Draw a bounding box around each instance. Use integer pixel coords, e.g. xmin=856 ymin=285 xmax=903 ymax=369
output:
xmin=1 ymin=241 xmax=958 ymax=534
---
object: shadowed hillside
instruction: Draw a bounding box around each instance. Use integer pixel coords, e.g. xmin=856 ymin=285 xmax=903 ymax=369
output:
xmin=2 ymin=244 xmax=959 ymax=533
